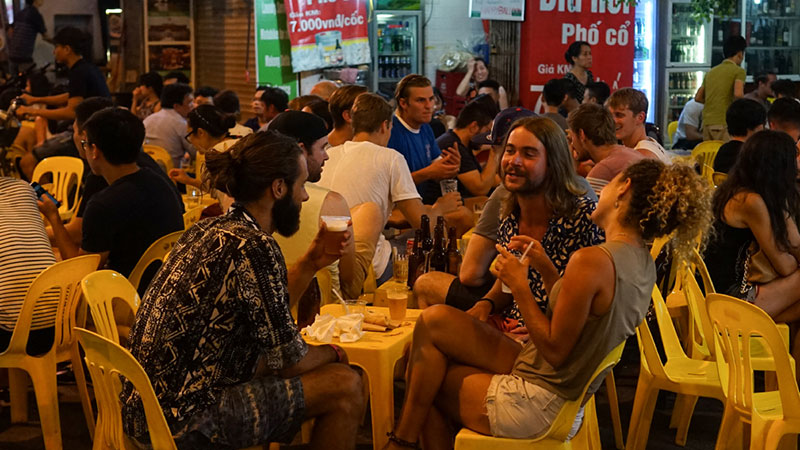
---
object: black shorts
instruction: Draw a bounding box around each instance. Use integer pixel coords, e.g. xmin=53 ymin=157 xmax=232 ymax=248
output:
xmin=445 ymin=277 xmax=494 ymax=311
xmin=31 ymin=130 xmax=79 ymax=162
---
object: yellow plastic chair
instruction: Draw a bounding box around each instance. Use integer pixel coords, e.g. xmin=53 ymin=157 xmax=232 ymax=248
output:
xmin=143 ymin=144 xmax=174 ymax=174
xmin=454 ymin=340 xmax=625 ymax=450
xmin=182 ymin=205 xmax=204 ymax=230
xmin=691 ymin=140 xmax=723 ymax=186
xmin=128 ymin=231 xmax=183 ymax=293
xmin=666 ymin=121 xmax=678 ymax=148
xmin=80 ymin=270 xmax=140 ymax=345
xmin=712 ymin=172 xmax=727 ymax=188
xmin=0 ymin=255 xmax=100 ymax=450
xmin=625 ymin=286 xmax=724 ymax=450
xmin=707 ymin=294 xmax=800 ymax=450
xmin=32 ymin=156 xmax=84 ymax=222
xmin=76 ymin=328 xmax=177 ymax=450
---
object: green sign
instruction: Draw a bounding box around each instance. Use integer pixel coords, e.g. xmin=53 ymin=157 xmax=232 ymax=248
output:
xmin=376 ymin=0 xmax=421 ymax=10
xmin=254 ymin=0 xmax=298 ymax=98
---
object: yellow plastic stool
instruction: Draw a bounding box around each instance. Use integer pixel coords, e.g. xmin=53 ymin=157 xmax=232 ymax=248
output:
xmin=182 ymin=205 xmax=204 ymax=230
xmin=0 ymin=255 xmax=99 ymax=449
xmin=707 ymin=294 xmax=800 ymax=450
xmin=667 ymin=121 xmax=678 ymax=148
xmin=128 ymin=231 xmax=183 ymax=293
xmin=80 ymin=270 xmax=141 ymax=344
xmin=691 ymin=140 xmax=722 ymax=186
xmin=32 ymin=156 xmax=84 ymax=222
xmin=142 ymin=144 xmax=174 ymax=174
xmin=454 ymin=340 xmax=625 ymax=450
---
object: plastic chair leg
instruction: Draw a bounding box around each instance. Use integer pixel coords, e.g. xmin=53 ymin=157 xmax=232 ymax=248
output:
xmin=672 ymin=394 xmax=699 ymax=446
xmin=72 ymin=342 xmax=95 ymax=440
xmin=28 ymin=363 xmax=62 ymax=450
xmin=625 ymin=375 xmax=658 ymax=450
xmin=9 ymin=368 xmax=29 ymax=423
xmin=604 ymin=371 xmax=625 ymax=450
xmin=714 ymin=402 xmax=744 ymax=450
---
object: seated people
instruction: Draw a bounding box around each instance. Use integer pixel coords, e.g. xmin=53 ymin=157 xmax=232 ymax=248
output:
xmin=193 ymin=86 xmax=218 ymax=106
xmin=318 ymin=93 xmax=463 ymax=287
xmin=143 ymin=83 xmax=196 ymax=168
xmin=771 ymin=79 xmax=797 ymax=100
xmin=310 ymin=80 xmax=339 ymax=100
xmin=43 ymin=107 xmax=183 ymax=281
xmin=767 ymin=97 xmax=800 ymax=145
xmin=387 ymin=159 xmax=711 ymax=447
xmin=130 ymin=71 xmax=162 ymax=121
xmin=256 ymin=87 xmax=290 ymax=131
xmin=712 ymin=98 xmax=766 ymax=174
xmin=0 ymin=176 xmax=58 ymax=355
xmin=388 ymin=74 xmax=461 ymax=204
xmin=50 ymin=97 xmax=179 ymax=249
xmin=244 ymin=85 xmax=270 ymax=132
xmin=121 ymin=131 xmax=365 ymax=449
xmin=213 ymin=89 xmax=254 ymax=137
xmin=607 ymin=88 xmax=672 ymax=163
xmin=435 ymin=99 xmax=499 ymax=198
xmin=456 ymin=57 xmax=510 ymax=109
xmin=301 ymin=98 xmax=333 ymax=131
xmin=412 ymin=108 xmax=598 ymax=311
xmin=327 ymin=84 xmax=368 ymax=147
xmin=541 ymin=79 xmax=572 ymax=130
xmin=704 ymin=130 xmax=800 ymax=366
xmin=418 ymin=117 xmax=602 ymax=329
xmin=743 ymin=72 xmax=776 ymax=110
xmin=268 ymin=110 xmax=372 ymax=304
xmin=569 ymin=103 xmax=644 ymax=196
xmin=477 ymin=79 xmax=503 ymax=109
xmin=582 ymin=81 xmax=610 ymax=105
xmin=672 ymin=98 xmax=704 ymax=150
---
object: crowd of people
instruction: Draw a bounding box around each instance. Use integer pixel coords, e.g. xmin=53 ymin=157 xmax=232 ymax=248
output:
xmin=2 ymin=26 xmax=800 ymax=450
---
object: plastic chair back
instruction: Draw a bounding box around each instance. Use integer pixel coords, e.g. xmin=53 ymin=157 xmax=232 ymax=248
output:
xmin=706 ymin=294 xmax=800 ymax=421
xmin=667 ymin=121 xmax=679 ymax=148
xmin=691 ymin=140 xmax=722 ymax=185
xmin=712 ymin=172 xmax=727 ymax=188
xmin=81 ymin=270 xmax=140 ymax=344
xmin=636 ymin=286 xmax=686 ymax=381
xmin=76 ymin=328 xmax=178 ymax=450
xmin=31 ymin=156 xmax=84 ymax=220
xmin=143 ymin=144 xmax=174 ymax=174
xmin=183 ymin=205 xmax=204 ymax=230
xmin=128 ymin=231 xmax=183 ymax=292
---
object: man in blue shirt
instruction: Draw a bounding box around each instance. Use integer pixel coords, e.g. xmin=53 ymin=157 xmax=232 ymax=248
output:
xmin=387 ymin=74 xmax=461 ymax=204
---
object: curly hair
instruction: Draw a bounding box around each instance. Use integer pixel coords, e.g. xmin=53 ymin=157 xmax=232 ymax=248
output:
xmin=622 ymin=160 xmax=713 ymax=264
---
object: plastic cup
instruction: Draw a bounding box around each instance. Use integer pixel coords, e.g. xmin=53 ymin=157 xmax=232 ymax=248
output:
xmin=186 ymin=186 xmax=202 ymax=207
xmin=440 ymin=179 xmax=458 ymax=195
xmin=321 ymin=215 xmax=349 ymax=255
xmin=387 ymin=289 xmax=408 ymax=321
xmin=344 ymin=299 xmax=367 ymax=315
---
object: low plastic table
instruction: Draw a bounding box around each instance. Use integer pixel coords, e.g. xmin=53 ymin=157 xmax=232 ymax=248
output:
xmin=304 ymin=304 xmax=421 ymax=450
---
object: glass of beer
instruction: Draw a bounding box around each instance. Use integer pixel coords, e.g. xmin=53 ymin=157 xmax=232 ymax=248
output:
xmin=321 ymin=215 xmax=349 ymax=255
xmin=387 ymin=288 xmax=408 ymax=321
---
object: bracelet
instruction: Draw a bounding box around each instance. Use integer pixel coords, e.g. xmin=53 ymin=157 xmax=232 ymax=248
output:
xmin=328 ymin=344 xmax=345 ymax=363
xmin=387 ymin=431 xmax=420 ymax=449
xmin=478 ymin=297 xmax=496 ymax=314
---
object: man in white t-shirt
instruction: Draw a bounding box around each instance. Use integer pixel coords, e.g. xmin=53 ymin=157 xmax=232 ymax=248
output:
xmin=607 ymin=88 xmax=672 ymax=163
xmin=673 ymin=98 xmax=704 ymax=150
xmin=318 ymin=93 xmax=461 ymax=280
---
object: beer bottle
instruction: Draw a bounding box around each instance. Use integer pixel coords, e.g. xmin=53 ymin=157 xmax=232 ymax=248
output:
xmin=429 ymin=219 xmax=448 ymax=272
xmin=407 ymin=229 xmax=425 ymax=288
xmin=446 ymin=227 xmax=461 ymax=276
xmin=420 ymin=215 xmax=433 ymax=253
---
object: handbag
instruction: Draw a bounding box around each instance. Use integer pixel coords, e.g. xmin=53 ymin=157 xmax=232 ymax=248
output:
xmin=744 ymin=241 xmax=779 ymax=284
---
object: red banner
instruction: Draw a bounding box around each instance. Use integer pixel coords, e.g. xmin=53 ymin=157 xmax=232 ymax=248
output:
xmin=283 ymin=0 xmax=371 ymax=72
xmin=519 ymin=0 xmax=635 ymax=111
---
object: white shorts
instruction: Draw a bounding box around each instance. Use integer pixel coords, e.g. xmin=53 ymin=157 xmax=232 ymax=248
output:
xmin=484 ymin=374 xmax=583 ymax=440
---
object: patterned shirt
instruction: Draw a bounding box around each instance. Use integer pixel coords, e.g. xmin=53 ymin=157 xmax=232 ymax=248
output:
xmin=497 ymin=195 xmax=603 ymax=323
xmin=564 ymin=70 xmax=594 ymax=104
xmin=121 ymin=203 xmax=308 ymax=439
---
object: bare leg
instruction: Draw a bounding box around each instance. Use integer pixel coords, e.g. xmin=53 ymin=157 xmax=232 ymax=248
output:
xmin=300 ymin=363 xmax=366 ymax=450
xmin=755 ymin=271 xmax=800 ymax=320
xmin=389 ymin=305 xmax=521 ymax=447
xmin=34 ymin=117 xmax=48 ymax=147
xmin=413 ymin=271 xmax=456 ymax=308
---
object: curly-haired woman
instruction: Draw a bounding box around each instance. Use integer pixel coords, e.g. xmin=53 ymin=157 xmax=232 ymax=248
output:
xmin=384 ymin=159 xmax=712 ymax=448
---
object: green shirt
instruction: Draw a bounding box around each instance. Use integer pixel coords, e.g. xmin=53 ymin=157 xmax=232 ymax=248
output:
xmin=701 ymin=59 xmax=746 ymax=127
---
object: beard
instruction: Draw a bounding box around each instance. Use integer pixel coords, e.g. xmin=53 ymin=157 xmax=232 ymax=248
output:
xmin=503 ymin=169 xmax=543 ymax=195
xmin=273 ymin=189 xmax=302 ymax=237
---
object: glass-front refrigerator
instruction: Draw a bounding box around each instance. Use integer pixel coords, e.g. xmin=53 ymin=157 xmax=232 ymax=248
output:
xmin=660 ymin=0 xmax=712 ymax=137
xmin=371 ymin=11 xmax=423 ymax=98
xmin=634 ymin=0 xmax=656 ymax=122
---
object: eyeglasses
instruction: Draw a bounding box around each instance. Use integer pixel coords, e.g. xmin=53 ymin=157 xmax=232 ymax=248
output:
xmin=80 ymin=139 xmax=89 ymax=151
xmin=185 ymin=129 xmax=196 ymax=142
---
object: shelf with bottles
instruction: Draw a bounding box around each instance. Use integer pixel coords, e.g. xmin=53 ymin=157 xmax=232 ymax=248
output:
xmin=376 ymin=20 xmax=416 ymax=55
xmin=670 ymin=4 xmax=709 ymax=65
xmin=668 ymin=72 xmax=702 ymax=91
xmin=745 ymin=48 xmax=797 ymax=75
xmin=747 ymin=0 xmax=796 ymax=17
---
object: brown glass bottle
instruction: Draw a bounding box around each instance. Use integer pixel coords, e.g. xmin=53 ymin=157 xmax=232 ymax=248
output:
xmin=420 ymin=214 xmax=433 ymax=253
xmin=446 ymin=227 xmax=461 ymax=276
xmin=429 ymin=219 xmax=448 ymax=272
xmin=407 ymin=229 xmax=425 ymax=288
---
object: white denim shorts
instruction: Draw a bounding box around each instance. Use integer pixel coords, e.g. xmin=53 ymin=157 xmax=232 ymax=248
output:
xmin=485 ymin=374 xmax=583 ymax=440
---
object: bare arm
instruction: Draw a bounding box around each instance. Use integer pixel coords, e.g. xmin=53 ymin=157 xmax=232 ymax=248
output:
xmin=730 ymin=193 xmax=799 ymax=276
xmin=498 ymin=86 xmax=509 ymax=110
xmin=320 ymin=191 xmax=360 ymax=298
xmin=395 ymin=193 xmax=461 ymax=230
xmin=457 ymin=148 xmax=500 ymax=196
xmin=278 ymin=344 xmax=339 ymax=378
xmin=684 ymin=124 xmax=703 ymax=141
xmin=20 ymin=96 xmax=81 ymax=121
xmin=733 ymin=79 xmax=745 ymax=99
xmin=40 ymin=197 xmax=108 ymax=267
xmin=694 ymin=86 xmax=705 ymax=103
xmin=21 ymin=92 xmax=69 ymax=106
xmin=455 ymin=64 xmax=475 ymax=97
xmin=459 ymin=234 xmax=497 ymax=287
xmin=48 ymin=216 xmax=82 ymax=247
xmin=288 ymin=223 xmax=350 ymax=309
xmin=410 ymin=147 xmax=460 ymax=184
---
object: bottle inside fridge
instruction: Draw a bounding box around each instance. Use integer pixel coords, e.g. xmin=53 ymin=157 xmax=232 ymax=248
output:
xmin=375 ymin=14 xmax=420 ymax=96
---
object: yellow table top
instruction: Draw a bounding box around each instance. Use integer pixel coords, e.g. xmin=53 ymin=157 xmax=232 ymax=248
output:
xmin=303 ymin=304 xmax=421 ymax=349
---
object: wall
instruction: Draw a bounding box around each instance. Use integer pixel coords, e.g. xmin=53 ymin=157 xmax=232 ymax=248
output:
xmin=422 ymin=0 xmax=485 ymax=81
xmin=38 ymin=0 xmax=104 ymax=63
